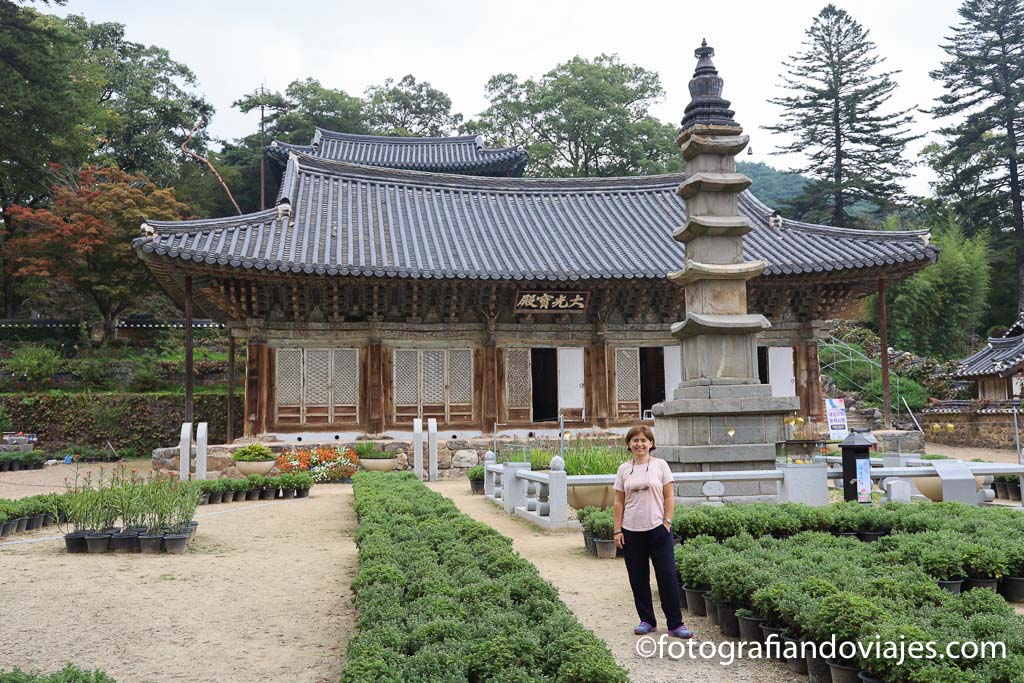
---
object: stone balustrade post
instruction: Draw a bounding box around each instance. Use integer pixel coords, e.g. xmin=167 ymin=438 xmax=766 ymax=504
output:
xmin=483 ymin=450 xmax=496 ymax=497
xmin=195 ymin=422 xmax=208 ymax=480
xmin=547 ymin=456 xmax=569 ymax=525
xmin=178 ymin=422 xmax=192 ymax=482
xmin=413 ymin=418 xmax=424 ymax=481
xmin=503 ymin=463 xmax=531 ymax=514
xmin=427 ymin=418 xmax=438 ymax=482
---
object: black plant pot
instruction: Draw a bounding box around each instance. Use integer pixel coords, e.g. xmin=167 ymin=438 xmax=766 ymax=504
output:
xmin=207 ymin=491 xmax=223 ymax=504
xmin=0 ymin=521 xmax=12 ymax=538
xmin=33 ymin=461 xmax=43 ymax=469
xmin=858 ymin=671 xmax=884 ymax=683
xmin=14 ymin=517 xmax=28 ymax=533
xmin=470 ymin=478 xmax=485 ymax=495
xmin=760 ymin=624 xmax=786 ymax=658
xmin=965 ymin=577 xmax=998 ymax=592
xmin=994 ymin=481 xmax=1009 ymax=498
xmin=199 ymin=493 xmax=210 ymax=505
xmin=717 ymin=602 xmax=741 ymax=638
xmin=827 ymin=658 xmax=862 ymax=683
xmin=163 ymin=533 xmax=188 ymax=554
xmin=703 ymin=593 xmax=719 ymax=627
xmin=805 ymin=644 xmax=832 ymax=683
xmin=281 ymin=487 xmax=296 ymax=499
xmin=683 ymin=587 xmax=707 ymax=616
xmin=26 ymin=514 xmax=45 ymax=531
xmin=188 ymin=522 xmax=198 ymax=543
xmin=10 ymin=461 xmax=20 ymax=471
xmin=737 ymin=614 xmax=767 ymax=643
xmin=857 ymin=530 xmax=887 ymax=542
xmin=295 ymin=487 xmax=310 ymax=498
xmin=246 ymin=490 xmax=260 ymax=501
xmin=938 ymin=578 xmax=963 ymax=594
xmin=139 ymin=533 xmax=163 ymax=554
xmin=85 ymin=533 xmax=111 ymax=554
xmin=221 ymin=491 xmax=236 ymax=503
xmin=43 ymin=513 xmax=56 ymax=526
xmin=782 ymin=634 xmax=807 ymax=673
xmin=998 ymin=576 xmax=1024 ymax=603
xmin=260 ymin=488 xmax=276 ymax=500
xmin=1008 ymin=482 xmax=1022 ymax=501
xmin=0 ymin=460 xmax=9 ymax=471
xmin=64 ymin=532 xmax=88 ymax=553
xmin=109 ymin=533 xmax=137 ymax=554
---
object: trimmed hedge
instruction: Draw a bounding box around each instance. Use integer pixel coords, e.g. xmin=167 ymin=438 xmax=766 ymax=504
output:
xmin=345 ymin=472 xmax=627 ymax=682
xmin=0 ymin=392 xmax=243 ymax=460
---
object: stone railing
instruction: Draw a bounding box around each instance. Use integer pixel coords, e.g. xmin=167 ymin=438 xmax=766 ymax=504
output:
xmin=482 ymin=454 xmax=1024 ymax=530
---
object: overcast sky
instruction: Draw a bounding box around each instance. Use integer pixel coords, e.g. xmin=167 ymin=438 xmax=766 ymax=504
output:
xmin=56 ymin=0 xmax=965 ymax=196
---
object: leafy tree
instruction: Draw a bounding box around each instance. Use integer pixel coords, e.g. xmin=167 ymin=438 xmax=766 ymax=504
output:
xmin=0 ymin=1 xmax=103 ymax=315
xmin=930 ymin=0 xmax=1024 ymax=311
xmin=463 ymin=54 xmax=683 ymax=177
xmin=765 ymin=4 xmax=919 ymax=227
xmin=365 ymin=75 xmax=462 ymax=137
xmin=737 ymin=162 xmax=808 ymax=207
xmin=870 ymin=216 xmax=991 ymax=359
xmin=234 ymin=78 xmax=368 ymax=145
xmin=6 ymin=166 xmax=190 ymax=342
xmin=62 ymin=16 xmax=214 ymax=185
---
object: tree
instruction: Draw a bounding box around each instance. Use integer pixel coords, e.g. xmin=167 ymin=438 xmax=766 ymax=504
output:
xmin=931 ymin=0 xmax=1024 ymax=312
xmin=765 ymin=4 xmax=919 ymax=227
xmin=0 ymin=1 xmax=103 ymax=315
xmin=463 ymin=55 xmax=683 ymax=177
xmin=870 ymin=215 xmax=991 ymax=359
xmin=6 ymin=166 xmax=190 ymax=342
xmin=234 ymin=78 xmax=368 ymax=145
xmin=365 ymin=75 xmax=462 ymax=137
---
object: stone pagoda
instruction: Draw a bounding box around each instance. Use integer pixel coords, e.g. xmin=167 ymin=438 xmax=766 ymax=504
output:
xmin=654 ymin=40 xmax=800 ymax=502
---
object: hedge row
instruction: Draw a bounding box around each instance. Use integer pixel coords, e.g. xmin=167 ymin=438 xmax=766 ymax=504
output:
xmin=0 ymin=392 xmax=244 ymax=460
xmin=345 ymin=472 xmax=627 ymax=682
xmin=671 ymin=501 xmax=1024 ymax=541
xmin=679 ymin=532 xmax=1024 ymax=681
xmin=0 ymin=665 xmax=114 ymax=682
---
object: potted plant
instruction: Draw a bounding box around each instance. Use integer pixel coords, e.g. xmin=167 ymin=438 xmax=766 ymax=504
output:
xmin=565 ymin=444 xmax=627 ymax=510
xmin=231 ymin=443 xmax=277 ymax=476
xmin=467 ymin=465 xmax=485 ymax=494
xmin=587 ymin=512 xmax=617 ymax=559
xmin=576 ymin=506 xmax=599 ymax=555
xmin=806 ymin=592 xmax=884 ymax=683
xmin=278 ymin=473 xmax=298 ymax=499
xmin=962 ymin=544 xmax=1007 ymax=591
xmin=734 ymin=607 xmax=767 ymax=643
xmin=245 ymin=475 xmax=263 ymax=500
xmin=1007 ymin=475 xmax=1023 ymax=501
xmin=920 ymin=544 xmax=965 ymax=593
xmin=994 ymin=474 xmax=1010 ymax=499
xmin=205 ymin=479 xmax=224 ymax=504
xmin=999 ymin=545 xmax=1024 ymax=603
xmin=354 ymin=441 xmax=397 ymax=472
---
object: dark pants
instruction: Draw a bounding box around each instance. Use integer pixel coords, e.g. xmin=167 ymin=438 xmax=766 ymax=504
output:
xmin=622 ymin=525 xmax=683 ymax=630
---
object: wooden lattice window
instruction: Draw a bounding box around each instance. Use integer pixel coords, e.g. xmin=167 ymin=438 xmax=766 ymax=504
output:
xmin=505 ymin=348 xmax=532 ymax=422
xmin=275 ymin=347 xmax=359 ymax=426
xmin=615 ymin=347 xmax=641 ymax=419
xmin=392 ymin=348 xmax=473 ymax=425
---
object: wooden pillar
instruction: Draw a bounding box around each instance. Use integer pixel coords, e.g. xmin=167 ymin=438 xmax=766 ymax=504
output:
xmin=367 ymin=341 xmax=384 ymax=434
xmin=226 ymin=335 xmax=236 ymax=443
xmin=244 ymin=340 xmax=266 ymax=436
xmin=794 ymin=325 xmax=825 ymax=421
xmin=184 ymin=275 xmax=194 ymax=424
xmin=879 ymin=277 xmax=892 ymax=428
xmin=588 ymin=339 xmax=610 ymax=427
xmin=482 ymin=341 xmax=498 ymax=433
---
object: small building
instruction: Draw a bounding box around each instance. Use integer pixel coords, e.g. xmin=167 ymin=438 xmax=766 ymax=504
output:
xmin=955 ymin=317 xmax=1024 ymax=400
xmin=134 ymin=130 xmax=936 ymax=439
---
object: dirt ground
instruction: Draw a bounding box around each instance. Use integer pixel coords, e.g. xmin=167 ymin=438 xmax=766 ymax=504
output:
xmin=924 ymin=441 xmax=1023 ymax=465
xmin=0 ymin=467 xmax=358 ymax=683
xmin=428 ymin=479 xmax=793 ymax=683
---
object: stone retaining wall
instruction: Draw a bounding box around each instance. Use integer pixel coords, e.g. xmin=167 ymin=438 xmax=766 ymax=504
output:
xmin=921 ymin=412 xmax=1019 ymax=451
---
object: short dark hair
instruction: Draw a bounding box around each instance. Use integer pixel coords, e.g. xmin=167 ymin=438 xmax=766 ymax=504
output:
xmin=624 ymin=425 xmax=656 ymax=452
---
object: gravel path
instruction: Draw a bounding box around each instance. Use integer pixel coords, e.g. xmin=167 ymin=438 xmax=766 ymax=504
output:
xmin=0 ymin=470 xmax=357 ymax=683
xmin=925 ymin=441 xmax=1022 ymax=465
xmin=428 ymin=479 xmax=792 ymax=683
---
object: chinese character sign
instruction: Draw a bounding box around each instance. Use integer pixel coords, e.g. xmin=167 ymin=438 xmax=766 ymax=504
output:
xmin=856 ymin=458 xmax=873 ymax=503
xmin=514 ymin=290 xmax=588 ymax=313
xmin=825 ymin=398 xmax=849 ymax=441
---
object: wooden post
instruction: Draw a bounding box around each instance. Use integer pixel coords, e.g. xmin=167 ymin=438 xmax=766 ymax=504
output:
xmin=794 ymin=324 xmax=825 ymax=422
xmin=482 ymin=341 xmax=498 ymax=433
xmin=367 ymin=341 xmax=384 ymax=433
xmin=184 ymin=275 xmax=194 ymax=424
xmin=227 ymin=335 xmax=236 ymax=443
xmin=879 ymin=277 xmax=892 ymax=428
xmin=589 ymin=340 xmax=610 ymax=427
xmin=244 ymin=340 xmax=264 ymax=437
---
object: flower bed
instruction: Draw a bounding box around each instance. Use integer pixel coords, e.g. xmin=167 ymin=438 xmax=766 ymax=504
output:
xmin=276 ymin=445 xmax=359 ymax=482
xmin=344 ymin=472 xmax=627 ymax=682
xmin=678 ymin=531 xmax=1024 ymax=681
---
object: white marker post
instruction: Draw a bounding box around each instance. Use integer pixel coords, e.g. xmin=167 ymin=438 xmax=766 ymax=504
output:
xmin=178 ymin=422 xmax=192 ymax=482
xmin=195 ymin=422 xmax=208 ymax=480
xmin=413 ymin=418 xmax=424 ymax=481
xmin=427 ymin=418 xmax=438 ymax=482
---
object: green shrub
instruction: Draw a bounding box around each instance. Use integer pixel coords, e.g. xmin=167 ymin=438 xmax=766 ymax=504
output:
xmin=4 ymin=344 xmax=63 ymax=390
xmin=466 ymin=465 xmax=484 ymax=481
xmin=68 ymin=357 xmax=112 ymax=389
xmin=861 ymin=376 xmax=930 ymax=411
xmin=353 ymin=441 xmax=390 ymax=460
xmin=0 ymin=664 xmax=117 ymax=682
xmin=128 ymin=361 xmax=162 ymax=391
xmin=231 ymin=444 xmax=274 ymax=462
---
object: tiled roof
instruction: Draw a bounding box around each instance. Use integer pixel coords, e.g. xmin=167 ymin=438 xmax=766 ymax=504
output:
xmin=956 ymin=334 xmax=1024 ymax=378
xmin=267 ymin=129 xmax=528 ymax=177
xmin=135 ymin=153 xmax=937 ymax=282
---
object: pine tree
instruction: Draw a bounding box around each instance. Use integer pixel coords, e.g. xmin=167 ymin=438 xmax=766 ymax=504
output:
xmin=765 ymin=4 xmax=919 ymax=227
xmin=931 ymin=0 xmax=1024 ymax=312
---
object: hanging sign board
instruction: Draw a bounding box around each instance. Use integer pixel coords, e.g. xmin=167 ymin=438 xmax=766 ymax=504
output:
xmin=514 ymin=290 xmax=588 ymax=313
xmin=856 ymin=458 xmax=873 ymax=503
xmin=825 ymin=398 xmax=850 ymax=441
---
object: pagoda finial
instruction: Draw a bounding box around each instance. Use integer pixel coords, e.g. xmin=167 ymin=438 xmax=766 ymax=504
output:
xmin=680 ymin=40 xmax=739 ymax=130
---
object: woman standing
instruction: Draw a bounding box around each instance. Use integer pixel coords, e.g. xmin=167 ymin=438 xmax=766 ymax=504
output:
xmin=613 ymin=425 xmax=693 ymax=638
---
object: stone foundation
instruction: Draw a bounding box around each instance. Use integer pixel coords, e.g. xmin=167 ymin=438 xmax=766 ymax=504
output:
xmin=922 ymin=412 xmax=1020 ymax=451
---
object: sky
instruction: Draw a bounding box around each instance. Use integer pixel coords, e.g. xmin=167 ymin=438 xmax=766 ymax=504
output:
xmin=55 ymin=0 xmax=966 ymax=196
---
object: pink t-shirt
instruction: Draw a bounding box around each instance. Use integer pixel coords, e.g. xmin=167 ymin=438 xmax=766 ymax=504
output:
xmin=613 ymin=457 xmax=674 ymax=532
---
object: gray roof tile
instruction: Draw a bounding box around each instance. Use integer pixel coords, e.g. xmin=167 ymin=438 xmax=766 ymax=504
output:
xmin=957 ymin=333 xmax=1024 ymax=378
xmin=137 ymin=153 xmax=938 ymax=281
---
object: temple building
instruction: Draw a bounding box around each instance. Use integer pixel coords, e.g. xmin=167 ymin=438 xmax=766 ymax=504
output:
xmin=134 ymin=125 xmax=936 ymax=440
xmin=955 ymin=316 xmax=1024 ymax=400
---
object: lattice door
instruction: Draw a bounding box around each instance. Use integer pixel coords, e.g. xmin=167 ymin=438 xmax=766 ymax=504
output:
xmin=303 ymin=349 xmax=332 ymax=425
xmin=393 ymin=349 xmax=420 ymax=424
xmin=615 ymin=347 xmax=641 ymax=419
xmin=448 ymin=348 xmax=473 ymax=422
xmin=392 ymin=348 xmax=473 ymax=425
xmin=505 ymin=348 xmax=532 ymax=422
xmin=332 ymin=348 xmax=359 ymax=423
xmin=276 ymin=348 xmax=303 ymax=426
